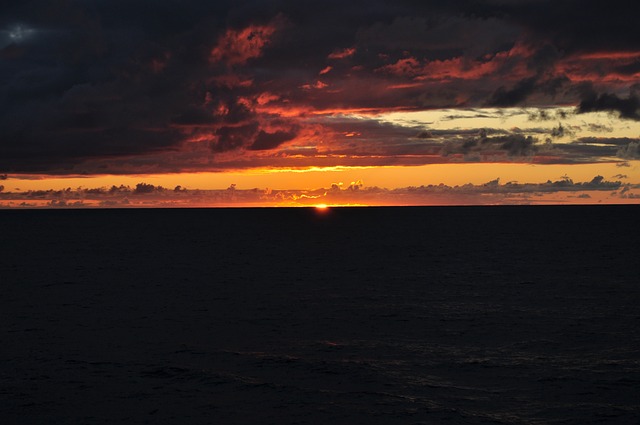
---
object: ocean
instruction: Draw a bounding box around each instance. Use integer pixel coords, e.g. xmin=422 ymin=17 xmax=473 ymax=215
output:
xmin=1 ymin=206 xmax=639 ymax=424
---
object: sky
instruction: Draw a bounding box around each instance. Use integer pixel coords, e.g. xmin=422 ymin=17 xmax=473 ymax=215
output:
xmin=1 ymin=0 xmax=640 ymax=207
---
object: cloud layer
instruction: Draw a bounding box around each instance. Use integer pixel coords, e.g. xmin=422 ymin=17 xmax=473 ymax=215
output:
xmin=0 ymin=175 xmax=631 ymax=208
xmin=1 ymin=1 xmax=639 ymax=174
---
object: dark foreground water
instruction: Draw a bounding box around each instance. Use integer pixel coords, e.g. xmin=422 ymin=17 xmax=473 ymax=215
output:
xmin=1 ymin=206 xmax=639 ymax=424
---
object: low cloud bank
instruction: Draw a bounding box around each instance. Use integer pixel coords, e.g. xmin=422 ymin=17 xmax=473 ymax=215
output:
xmin=1 ymin=176 xmax=635 ymax=208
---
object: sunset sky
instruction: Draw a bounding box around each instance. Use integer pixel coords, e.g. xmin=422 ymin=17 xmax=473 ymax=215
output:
xmin=1 ymin=0 xmax=639 ymax=206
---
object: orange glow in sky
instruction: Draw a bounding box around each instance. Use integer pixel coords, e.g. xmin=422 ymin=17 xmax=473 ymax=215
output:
xmin=3 ymin=3 xmax=640 ymax=208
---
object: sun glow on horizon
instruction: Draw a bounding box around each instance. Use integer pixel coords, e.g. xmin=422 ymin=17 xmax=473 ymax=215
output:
xmin=4 ymin=161 xmax=639 ymax=194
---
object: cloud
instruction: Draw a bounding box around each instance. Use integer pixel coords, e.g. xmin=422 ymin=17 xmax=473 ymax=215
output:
xmin=499 ymin=134 xmax=537 ymax=156
xmin=213 ymin=123 xmax=260 ymax=153
xmin=210 ymin=23 xmax=278 ymax=66
xmin=0 ymin=175 xmax=625 ymax=208
xmin=376 ymin=45 xmax=532 ymax=83
xmin=1 ymin=1 xmax=640 ymax=175
xmin=248 ymin=129 xmax=298 ymax=151
xmin=554 ymin=137 xmax=638 ymax=162
xmin=617 ymin=141 xmax=640 ymax=159
xmin=549 ymin=123 xmax=571 ymax=138
xmin=134 ymin=183 xmax=165 ymax=194
xmin=442 ymin=132 xmax=538 ymax=159
xmin=356 ymin=14 xmax=519 ymax=57
xmin=377 ymin=57 xmax=422 ymax=77
xmin=494 ymin=0 xmax=640 ymax=54
xmin=577 ymin=92 xmax=640 ymax=120
xmin=328 ymin=47 xmax=356 ymax=60
xmin=487 ymin=77 xmax=538 ymax=107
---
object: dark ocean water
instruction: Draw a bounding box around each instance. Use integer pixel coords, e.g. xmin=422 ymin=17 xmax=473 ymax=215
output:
xmin=1 ymin=206 xmax=639 ymax=424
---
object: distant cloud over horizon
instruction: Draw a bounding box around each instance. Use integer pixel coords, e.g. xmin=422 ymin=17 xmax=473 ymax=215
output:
xmin=1 ymin=175 xmax=633 ymax=208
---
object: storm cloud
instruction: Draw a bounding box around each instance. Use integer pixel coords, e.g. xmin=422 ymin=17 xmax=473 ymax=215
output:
xmin=578 ymin=92 xmax=640 ymax=121
xmin=1 ymin=0 xmax=639 ymax=174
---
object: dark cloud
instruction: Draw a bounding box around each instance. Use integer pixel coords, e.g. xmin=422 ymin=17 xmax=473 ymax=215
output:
xmin=248 ymin=129 xmax=297 ymax=151
xmin=577 ymin=92 xmax=640 ymax=121
xmin=1 ymin=0 xmax=639 ymax=174
xmin=620 ymin=191 xmax=640 ymax=199
xmin=499 ymin=134 xmax=537 ymax=156
xmin=133 ymin=183 xmax=164 ymax=194
xmin=356 ymin=14 xmax=519 ymax=59
xmin=442 ymin=132 xmax=538 ymax=159
xmin=213 ymin=123 xmax=260 ymax=153
xmin=487 ymin=75 xmax=570 ymax=107
xmin=490 ymin=0 xmax=640 ymax=54
xmin=487 ymin=77 xmax=538 ymax=107
xmin=550 ymin=123 xmax=568 ymax=138
xmin=617 ymin=142 xmax=640 ymax=160
xmin=586 ymin=123 xmax=613 ymax=133
xmin=615 ymin=60 xmax=640 ymax=76
xmin=556 ymin=137 xmax=640 ymax=162
xmin=171 ymin=107 xmax=220 ymax=126
xmin=527 ymin=108 xmax=572 ymax=121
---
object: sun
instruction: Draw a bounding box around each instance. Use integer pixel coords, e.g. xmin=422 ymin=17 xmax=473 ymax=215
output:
xmin=314 ymin=203 xmax=329 ymax=210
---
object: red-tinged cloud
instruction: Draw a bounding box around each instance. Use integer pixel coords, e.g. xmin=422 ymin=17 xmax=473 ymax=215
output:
xmin=557 ymin=51 xmax=640 ymax=83
xmin=377 ymin=44 xmax=533 ymax=83
xmin=386 ymin=83 xmax=424 ymax=90
xmin=2 ymin=1 xmax=640 ymax=175
xmin=378 ymin=57 xmax=421 ymax=77
xmin=210 ymin=23 xmax=278 ymax=66
xmin=300 ymin=80 xmax=328 ymax=90
xmin=328 ymin=47 xmax=356 ymax=60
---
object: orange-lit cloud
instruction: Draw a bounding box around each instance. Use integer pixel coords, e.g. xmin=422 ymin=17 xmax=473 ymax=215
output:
xmin=300 ymin=80 xmax=328 ymax=90
xmin=377 ymin=45 xmax=531 ymax=82
xmin=328 ymin=47 xmax=356 ymax=60
xmin=210 ymin=24 xmax=277 ymax=66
